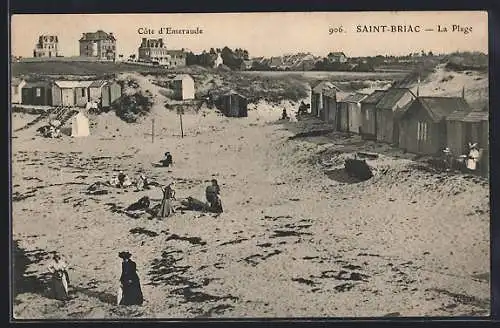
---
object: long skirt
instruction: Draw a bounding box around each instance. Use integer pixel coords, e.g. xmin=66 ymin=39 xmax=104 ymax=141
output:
xmin=52 ymin=273 xmax=69 ymax=300
xmin=119 ymin=281 xmax=144 ymax=305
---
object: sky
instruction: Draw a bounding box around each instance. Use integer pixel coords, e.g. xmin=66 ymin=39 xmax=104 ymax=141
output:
xmin=11 ymin=11 xmax=488 ymax=58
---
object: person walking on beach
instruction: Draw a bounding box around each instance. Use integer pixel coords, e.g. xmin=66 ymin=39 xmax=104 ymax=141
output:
xmin=157 ymin=183 xmax=176 ymax=218
xmin=47 ymin=254 xmax=70 ymax=301
xmin=117 ymin=251 xmax=144 ymax=306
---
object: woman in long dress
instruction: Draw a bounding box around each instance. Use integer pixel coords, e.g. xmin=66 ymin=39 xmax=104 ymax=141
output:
xmin=205 ymin=179 xmax=223 ymax=213
xmin=118 ymin=251 xmax=144 ymax=306
xmin=157 ymin=183 xmax=175 ymax=218
xmin=47 ymin=254 xmax=70 ymax=301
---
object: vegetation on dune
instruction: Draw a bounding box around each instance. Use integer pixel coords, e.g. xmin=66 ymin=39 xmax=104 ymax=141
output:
xmin=111 ymin=78 xmax=154 ymax=123
xmin=443 ymin=51 xmax=488 ymax=72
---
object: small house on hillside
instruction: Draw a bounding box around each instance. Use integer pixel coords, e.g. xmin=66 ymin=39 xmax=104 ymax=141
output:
xmin=169 ymin=74 xmax=195 ymax=101
xmin=217 ymin=90 xmax=248 ymax=117
xmin=399 ymin=96 xmax=471 ymax=155
xmin=21 ymin=81 xmax=53 ymax=106
xmin=360 ymin=90 xmax=386 ymax=140
xmin=52 ymin=81 xmax=93 ymax=107
xmin=11 ymin=78 xmax=27 ymax=104
xmin=339 ymin=93 xmax=368 ymax=134
xmin=446 ymin=110 xmax=488 ymax=160
xmin=311 ymin=81 xmax=341 ymax=120
xmin=375 ymin=88 xmax=416 ymax=144
xmin=101 ymin=81 xmax=122 ymax=108
xmin=328 ymin=52 xmax=348 ymax=63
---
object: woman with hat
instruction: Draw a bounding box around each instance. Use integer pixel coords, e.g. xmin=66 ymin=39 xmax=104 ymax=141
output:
xmin=118 ymin=251 xmax=144 ymax=306
xmin=47 ymin=253 xmax=70 ymax=301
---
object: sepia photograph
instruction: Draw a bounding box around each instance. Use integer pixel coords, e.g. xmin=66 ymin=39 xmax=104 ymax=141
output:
xmin=10 ymin=11 xmax=490 ymax=319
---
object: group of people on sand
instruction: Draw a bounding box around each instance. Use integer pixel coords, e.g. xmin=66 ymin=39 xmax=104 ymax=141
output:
xmin=135 ymin=178 xmax=223 ymax=219
xmin=442 ymin=142 xmax=483 ymax=173
xmin=47 ymin=251 xmax=144 ymax=306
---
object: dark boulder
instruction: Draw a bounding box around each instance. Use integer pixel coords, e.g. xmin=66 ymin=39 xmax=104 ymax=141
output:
xmin=345 ymin=158 xmax=373 ymax=181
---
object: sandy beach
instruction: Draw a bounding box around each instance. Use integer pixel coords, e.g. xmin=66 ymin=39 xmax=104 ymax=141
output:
xmin=12 ymin=96 xmax=490 ymax=318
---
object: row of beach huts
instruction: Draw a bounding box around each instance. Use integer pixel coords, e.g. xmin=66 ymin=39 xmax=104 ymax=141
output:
xmin=11 ymin=78 xmax=122 ymax=108
xmin=310 ymin=81 xmax=489 ymax=172
xmin=11 ymin=74 xmax=199 ymax=109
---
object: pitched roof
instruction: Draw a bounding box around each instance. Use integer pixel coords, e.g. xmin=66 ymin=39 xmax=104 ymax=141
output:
xmin=462 ymin=111 xmax=489 ymax=122
xmin=342 ymin=93 xmax=368 ymax=103
xmin=360 ymin=90 xmax=386 ymax=104
xmin=223 ymin=90 xmax=246 ymax=98
xmin=80 ymin=30 xmax=115 ymax=41
xmin=375 ymin=88 xmax=414 ymax=110
xmin=312 ymin=81 xmax=342 ymax=94
xmin=410 ymin=97 xmax=472 ymax=123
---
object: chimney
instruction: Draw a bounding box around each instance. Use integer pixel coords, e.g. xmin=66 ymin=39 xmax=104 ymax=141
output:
xmin=462 ymin=86 xmax=465 ymax=99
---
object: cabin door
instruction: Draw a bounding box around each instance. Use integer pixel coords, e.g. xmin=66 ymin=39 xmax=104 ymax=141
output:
xmin=62 ymin=90 xmax=73 ymax=107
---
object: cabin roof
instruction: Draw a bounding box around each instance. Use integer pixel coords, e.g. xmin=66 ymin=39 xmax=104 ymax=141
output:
xmin=342 ymin=92 xmax=368 ymax=103
xmin=446 ymin=110 xmax=469 ymax=121
xmin=409 ymin=97 xmax=471 ymax=123
xmin=375 ymin=88 xmax=414 ymax=110
xmin=24 ymin=81 xmax=52 ymax=88
xmin=312 ymin=81 xmax=342 ymax=94
xmin=360 ymin=90 xmax=386 ymax=104
xmin=462 ymin=110 xmax=489 ymax=122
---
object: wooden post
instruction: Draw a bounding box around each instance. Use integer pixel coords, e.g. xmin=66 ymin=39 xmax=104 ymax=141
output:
xmin=152 ymin=118 xmax=155 ymax=143
xmin=179 ymin=109 xmax=184 ymax=138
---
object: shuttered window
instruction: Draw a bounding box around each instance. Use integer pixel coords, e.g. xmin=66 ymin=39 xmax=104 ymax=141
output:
xmin=417 ymin=121 xmax=428 ymax=141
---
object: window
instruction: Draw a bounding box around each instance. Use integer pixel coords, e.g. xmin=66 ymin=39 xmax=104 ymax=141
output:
xmin=81 ymin=89 xmax=86 ymax=97
xmin=365 ymin=110 xmax=369 ymax=121
xmin=36 ymin=88 xmax=41 ymax=97
xmin=417 ymin=121 xmax=428 ymax=141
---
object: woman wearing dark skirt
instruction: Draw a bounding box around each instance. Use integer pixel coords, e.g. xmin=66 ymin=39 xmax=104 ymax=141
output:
xmin=47 ymin=254 xmax=70 ymax=301
xmin=118 ymin=251 xmax=144 ymax=306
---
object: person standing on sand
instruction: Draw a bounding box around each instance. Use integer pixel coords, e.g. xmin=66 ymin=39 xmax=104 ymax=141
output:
xmin=206 ymin=179 xmax=223 ymax=213
xmin=157 ymin=183 xmax=175 ymax=218
xmin=118 ymin=251 xmax=144 ymax=306
xmin=47 ymin=254 xmax=70 ymax=301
